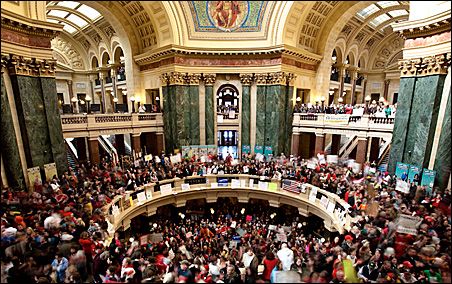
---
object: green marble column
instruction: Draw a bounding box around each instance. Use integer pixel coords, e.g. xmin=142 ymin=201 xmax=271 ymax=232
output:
xmin=189 ymin=85 xmax=200 ymax=145
xmin=434 ymin=90 xmax=451 ymax=189
xmin=255 ymin=85 xmax=266 ymax=146
xmin=176 ymin=84 xmax=188 ymax=147
xmin=162 ymin=85 xmax=173 ymax=153
xmin=40 ymin=77 xmax=67 ymax=175
xmin=284 ymin=86 xmax=294 ymax=155
xmin=205 ymin=85 xmax=215 ymax=145
xmin=241 ymin=83 xmax=251 ymax=147
xmin=388 ymin=77 xmax=416 ymax=173
xmin=404 ymin=75 xmax=445 ymax=168
xmin=1 ymin=74 xmax=25 ymax=189
xmin=266 ymin=84 xmax=279 ymax=153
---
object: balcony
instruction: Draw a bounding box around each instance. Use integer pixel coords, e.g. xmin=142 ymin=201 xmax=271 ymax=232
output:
xmin=60 ymin=113 xmax=164 ymax=138
xmin=217 ymin=112 xmax=239 ymax=125
xmin=293 ymin=113 xmax=394 ymax=138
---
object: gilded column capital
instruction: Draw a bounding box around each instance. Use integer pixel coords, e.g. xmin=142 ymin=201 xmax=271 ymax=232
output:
xmin=3 ymin=55 xmax=49 ymax=77
xmin=239 ymin=74 xmax=254 ymax=85
xmin=384 ymin=79 xmax=391 ymax=85
xmin=286 ymin=73 xmax=296 ymax=86
xmin=203 ymin=74 xmax=216 ymax=85
xmin=348 ymin=67 xmax=359 ymax=80
xmin=417 ymin=53 xmax=451 ymax=76
xmin=187 ymin=73 xmax=202 ymax=85
xmin=254 ymin=73 xmax=269 ymax=85
xmin=398 ymin=58 xmax=422 ymax=77
xmin=169 ymin=72 xmax=185 ymax=85
xmin=160 ymin=73 xmax=170 ymax=85
xmin=268 ymin=72 xmax=286 ymax=85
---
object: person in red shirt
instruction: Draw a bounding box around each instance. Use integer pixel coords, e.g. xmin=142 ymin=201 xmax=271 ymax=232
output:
xmin=262 ymin=251 xmax=279 ymax=282
xmin=79 ymin=231 xmax=95 ymax=272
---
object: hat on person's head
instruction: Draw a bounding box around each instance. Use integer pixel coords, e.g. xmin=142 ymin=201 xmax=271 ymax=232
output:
xmin=402 ymin=261 xmax=413 ymax=269
xmin=345 ymin=235 xmax=353 ymax=241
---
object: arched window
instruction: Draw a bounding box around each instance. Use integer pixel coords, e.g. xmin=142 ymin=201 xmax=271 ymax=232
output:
xmin=216 ymin=84 xmax=239 ymax=119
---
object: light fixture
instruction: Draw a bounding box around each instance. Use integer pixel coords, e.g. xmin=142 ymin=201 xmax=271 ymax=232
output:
xmin=320 ymin=96 xmax=326 ymax=102
xmin=80 ymin=100 xmax=85 ymax=105
xmin=122 ymin=90 xmax=128 ymax=96
xmin=130 ymin=96 xmax=135 ymax=102
xmin=296 ymin=97 xmax=301 ymax=102
xmin=338 ymin=97 xmax=344 ymax=103
xmin=365 ymin=95 xmax=371 ymax=102
xmin=113 ymin=97 xmax=118 ymax=103
xmin=320 ymin=238 xmax=325 ymax=243
xmin=302 ymin=222 xmax=307 ymax=226
xmin=180 ymin=213 xmax=185 ymax=219
xmin=297 ymin=223 xmax=302 ymax=228
xmin=241 ymin=208 xmax=245 ymax=214
xmin=155 ymin=97 xmax=160 ymax=101
xmin=328 ymin=90 xmax=334 ymax=96
xmin=85 ymin=95 xmax=91 ymax=102
xmin=345 ymin=59 xmax=349 ymax=64
xmin=153 ymin=223 xmax=157 ymax=228
xmin=71 ymin=97 xmax=78 ymax=103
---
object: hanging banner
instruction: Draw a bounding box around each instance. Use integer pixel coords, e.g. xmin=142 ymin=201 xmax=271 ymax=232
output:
xmin=324 ymin=114 xmax=350 ymax=125
xmin=43 ymin=163 xmax=58 ymax=182
xmin=27 ymin=166 xmax=42 ymax=192
xmin=254 ymin=145 xmax=264 ymax=154
xmin=181 ymin=183 xmax=191 ymax=191
xmin=268 ymin=182 xmax=278 ymax=191
xmin=137 ymin=192 xmax=147 ymax=204
xmin=421 ymin=169 xmax=436 ymax=193
xmin=309 ymin=187 xmax=317 ymax=203
xmin=242 ymin=145 xmax=251 ymax=154
xmin=160 ymin=183 xmax=173 ymax=195
xmin=408 ymin=165 xmax=420 ymax=185
xmin=231 ymin=179 xmax=241 ymax=188
xmin=320 ymin=195 xmax=329 ymax=209
xmin=258 ymin=181 xmax=268 ymax=190
xmin=264 ymin=146 xmax=273 ymax=157
xmin=395 ymin=162 xmax=409 ymax=182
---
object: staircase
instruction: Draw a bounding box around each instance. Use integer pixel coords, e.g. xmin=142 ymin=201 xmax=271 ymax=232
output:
xmin=98 ymin=135 xmax=116 ymax=160
xmin=65 ymin=139 xmax=78 ymax=169
xmin=339 ymin=135 xmax=358 ymax=159
xmin=325 ymin=136 xmax=350 ymax=155
xmin=377 ymin=144 xmax=391 ymax=172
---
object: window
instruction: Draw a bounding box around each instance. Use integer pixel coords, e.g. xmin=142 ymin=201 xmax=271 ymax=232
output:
xmin=369 ymin=14 xmax=391 ymax=28
xmin=357 ymin=4 xmax=379 ymax=19
xmin=76 ymin=4 xmax=101 ymax=21
xmin=388 ymin=10 xmax=409 ymax=17
xmin=217 ymin=84 xmax=239 ymax=119
xmin=62 ymin=24 xmax=77 ymax=34
xmin=376 ymin=1 xmax=399 ymax=8
xmin=66 ymin=14 xmax=88 ymax=28
xmin=56 ymin=1 xmax=80 ymax=9
xmin=47 ymin=9 xmax=69 ymax=18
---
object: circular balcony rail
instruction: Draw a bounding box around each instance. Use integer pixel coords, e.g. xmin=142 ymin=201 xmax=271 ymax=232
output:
xmin=104 ymin=174 xmax=355 ymax=234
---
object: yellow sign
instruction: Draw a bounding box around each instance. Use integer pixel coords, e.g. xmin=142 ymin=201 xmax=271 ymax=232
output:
xmin=27 ymin=166 xmax=41 ymax=192
xmin=44 ymin=163 xmax=58 ymax=182
xmin=268 ymin=182 xmax=278 ymax=191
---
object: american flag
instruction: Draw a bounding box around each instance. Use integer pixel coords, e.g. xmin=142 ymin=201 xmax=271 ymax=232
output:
xmin=282 ymin=179 xmax=302 ymax=194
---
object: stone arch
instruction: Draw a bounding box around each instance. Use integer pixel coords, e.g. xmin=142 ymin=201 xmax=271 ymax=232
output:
xmin=358 ymin=49 xmax=369 ymax=70
xmin=335 ymin=38 xmax=346 ymax=64
xmin=347 ymin=44 xmax=359 ymax=66
xmin=91 ymin=56 xmax=99 ymax=69
xmin=368 ymin=33 xmax=404 ymax=70
xmin=113 ymin=46 xmax=124 ymax=64
xmin=101 ymin=50 xmax=110 ymax=67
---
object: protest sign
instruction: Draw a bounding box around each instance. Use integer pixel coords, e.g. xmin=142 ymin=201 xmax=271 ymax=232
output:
xmin=249 ymin=179 xmax=254 ymax=188
xmin=181 ymin=183 xmax=190 ymax=191
xmin=44 ymin=163 xmax=57 ymax=182
xmin=324 ymin=114 xmax=350 ymax=125
xmin=327 ymin=201 xmax=336 ymax=213
xmin=140 ymin=234 xmax=149 ymax=246
xmin=137 ymin=191 xmax=146 ymax=203
xmin=149 ymin=233 xmax=163 ymax=243
xmin=408 ymin=165 xmax=420 ymax=185
xmin=268 ymin=182 xmax=278 ymax=191
xmin=276 ymin=233 xmax=287 ymax=242
xmin=145 ymin=187 xmax=153 ymax=199
xmin=309 ymin=187 xmax=317 ymax=203
xmin=396 ymin=214 xmax=421 ymax=235
xmin=395 ymin=162 xmax=409 ymax=181
xmin=268 ymin=225 xmax=277 ymax=231
xmin=144 ymin=154 xmax=153 ymax=162
xmin=395 ymin=179 xmax=409 ymax=194
xmin=160 ymin=183 xmax=173 ymax=195
xmin=320 ymin=195 xmax=329 ymax=209
xmin=231 ymin=179 xmax=241 ymax=188
xmin=230 ymin=221 xmax=237 ymax=229
xmin=421 ymin=169 xmax=436 ymax=193
xmin=258 ymin=181 xmax=268 ymax=190
xmin=326 ymin=155 xmax=338 ymax=164
xmin=246 ymin=215 xmax=252 ymax=222
xmin=240 ymin=179 xmax=247 ymax=188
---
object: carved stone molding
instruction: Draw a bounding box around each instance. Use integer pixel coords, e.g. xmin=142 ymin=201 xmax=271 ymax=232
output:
xmin=187 ymin=73 xmax=202 ymax=85
xmin=203 ymin=74 xmax=216 ymax=85
xmin=254 ymin=73 xmax=269 ymax=85
xmin=399 ymin=53 xmax=451 ymax=77
xmin=169 ymin=72 xmax=186 ymax=85
xmin=268 ymin=72 xmax=286 ymax=85
xmin=159 ymin=73 xmax=170 ymax=85
xmin=1 ymin=54 xmax=57 ymax=77
xmin=239 ymin=74 xmax=254 ymax=85
xmin=286 ymin=73 xmax=296 ymax=86
xmin=253 ymin=72 xmax=296 ymax=85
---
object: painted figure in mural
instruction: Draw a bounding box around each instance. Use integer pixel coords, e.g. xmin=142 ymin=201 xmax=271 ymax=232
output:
xmin=213 ymin=1 xmax=241 ymax=29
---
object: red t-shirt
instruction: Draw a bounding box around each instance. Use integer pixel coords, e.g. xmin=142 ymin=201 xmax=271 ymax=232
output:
xmin=263 ymin=258 xmax=278 ymax=280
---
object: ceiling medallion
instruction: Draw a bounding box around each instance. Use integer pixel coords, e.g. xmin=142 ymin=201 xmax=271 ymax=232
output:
xmin=207 ymin=1 xmax=249 ymax=32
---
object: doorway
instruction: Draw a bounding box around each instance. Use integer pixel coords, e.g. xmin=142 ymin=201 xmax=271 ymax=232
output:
xmin=218 ymin=130 xmax=238 ymax=159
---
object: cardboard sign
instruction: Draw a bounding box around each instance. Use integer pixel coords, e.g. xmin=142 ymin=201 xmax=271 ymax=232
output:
xmin=309 ymin=187 xmax=317 ymax=203
xmin=144 ymin=154 xmax=153 ymax=161
xmin=181 ymin=183 xmax=191 ymax=191
xmin=44 ymin=163 xmax=58 ymax=182
xmin=268 ymin=225 xmax=277 ymax=231
xmin=140 ymin=234 xmax=149 ymax=246
xmin=231 ymin=179 xmax=241 ymax=188
xmin=320 ymin=195 xmax=329 ymax=209
xmin=276 ymin=233 xmax=287 ymax=242
xmin=149 ymin=233 xmax=163 ymax=243
xmin=137 ymin=191 xmax=146 ymax=203
xmin=395 ymin=179 xmax=410 ymax=194
xmin=160 ymin=183 xmax=173 ymax=195
xmin=396 ymin=214 xmax=421 ymax=235
xmin=258 ymin=181 xmax=268 ymax=190
xmin=327 ymin=201 xmax=336 ymax=213
xmin=230 ymin=221 xmax=237 ymax=229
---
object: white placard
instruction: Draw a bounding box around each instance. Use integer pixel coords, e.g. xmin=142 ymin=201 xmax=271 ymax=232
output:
xmin=137 ymin=192 xmax=146 ymax=203
xmin=260 ymin=176 xmax=266 ymax=181
xmin=352 ymin=162 xmax=361 ymax=174
xmin=211 ymin=182 xmax=218 ymax=188
xmin=258 ymin=181 xmax=268 ymax=190
xmin=170 ymin=155 xmax=178 ymax=164
xmin=249 ymin=179 xmax=254 ymax=188
xmin=268 ymin=225 xmax=277 ymax=231
xmin=145 ymin=187 xmax=153 ymax=199
xmin=144 ymin=154 xmax=153 ymax=161
xmin=240 ymin=179 xmax=246 ymax=188
xmin=327 ymin=201 xmax=336 ymax=213
xmin=181 ymin=183 xmax=190 ymax=191
xmin=309 ymin=187 xmax=317 ymax=203
xmin=320 ymin=196 xmax=329 ymax=209
xmin=230 ymin=221 xmax=237 ymax=228
xmin=396 ymin=179 xmax=410 ymax=194
xmin=160 ymin=183 xmax=173 ymax=195
xmin=112 ymin=205 xmax=120 ymax=217
xmin=231 ymin=179 xmax=241 ymax=188
xmin=317 ymin=154 xmax=326 ymax=165
xmin=229 ymin=110 xmax=236 ymax=119
xmin=276 ymin=233 xmax=287 ymax=242
xmin=200 ymin=156 xmax=206 ymax=163
xmin=326 ymin=155 xmax=338 ymax=164
xmin=307 ymin=161 xmax=317 ymax=169
xmin=155 ymin=156 xmax=161 ymax=163
xmin=217 ymin=115 xmax=224 ymax=123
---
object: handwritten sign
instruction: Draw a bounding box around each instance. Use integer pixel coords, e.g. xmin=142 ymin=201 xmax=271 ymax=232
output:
xmin=160 ymin=183 xmax=173 ymax=195
xmin=137 ymin=191 xmax=146 ymax=203
xmin=258 ymin=181 xmax=268 ymax=190
xmin=231 ymin=179 xmax=241 ymax=188
xmin=181 ymin=183 xmax=190 ymax=191
xmin=276 ymin=233 xmax=287 ymax=242
xmin=309 ymin=187 xmax=317 ymax=203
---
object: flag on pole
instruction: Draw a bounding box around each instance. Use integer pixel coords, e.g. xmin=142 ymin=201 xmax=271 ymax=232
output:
xmin=281 ymin=179 xmax=302 ymax=194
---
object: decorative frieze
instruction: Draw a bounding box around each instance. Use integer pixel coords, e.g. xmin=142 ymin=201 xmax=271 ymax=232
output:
xmin=253 ymin=72 xmax=296 ymax=85
xmin=239 ymin=74 xmax=254 ymax=85
xmin=203 ymin=74 xmax=216 ymax=85
xmin=1 ymin=54 xmax=57 ymax=77
xmin=399 ymin=53 xmax=451 ymax=77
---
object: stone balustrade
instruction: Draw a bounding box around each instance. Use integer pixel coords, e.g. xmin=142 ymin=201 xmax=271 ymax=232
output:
xmin=293 ymin=113 xmax=394 ymax=137
xmin=60 ymin=113 xmax=164 ymax=138
xmin=104 ymin=174 xmax=355 ymax=234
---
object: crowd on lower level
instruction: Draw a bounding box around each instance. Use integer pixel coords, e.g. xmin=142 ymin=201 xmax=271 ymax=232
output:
xmin=1 ymin=152 xmax=450 ymax=283
xmin=293 ymin=101 xmax=396 ymax=118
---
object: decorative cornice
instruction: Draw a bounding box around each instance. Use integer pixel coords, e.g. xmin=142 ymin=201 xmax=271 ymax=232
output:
xmin=399 ymin=53 xmax=451 ymax=77
xmin=239 ymin=74 xmax=254 ymax=85
xmin=168 ymin=72 xmax=185 ymax=85
xmin=393 ymin=11 xmax=451 ymax=40
xmin=1 ymin=15 xmax=60 ymax=39
xmin=1 ymin=54 xmax=56 ymax=77
xmin=159 ymin=73 xmax=170 ymax=85
xmin=203 ymin=74 xmax=216 ymax=85
xmin=253 ymin=72 xmax=296 ymax=85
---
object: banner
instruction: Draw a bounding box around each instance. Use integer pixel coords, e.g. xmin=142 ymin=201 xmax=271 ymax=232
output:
xmin=241 ymin=145 xmax=251 ymax=154
xmin=264 ymin=146 xmax=273 ymax=157
xmin=320 ymin=195 xmax=329 ymax=209
xmin=258 ymin=181 xmax=268 ymax=190
xmin=181 ymin=183 xmax=190 ymax=191
xmin=324 ymin=114 xmax=350 ymax=125
xmin=396 ymin=214 xmax=421 ymax=235
xmin=27 ymin=166 xmax=42 ymax=192
xmin=395 ymin=179 xmax=410 ymax=194
xmin=282 ymin=179 xmax=302 ymax=194
xmin=327 ymin=201 xmax=335 ymax=213
xmin=254 ymin=145 xmax=264 ymax=154
xmin=43 ymin=163 xmax=57 ymax=182
xmin=421 ymin=169 xmax=436 ymax=193
xmin=231 ymin=179 xmax=241 ymax=188
xmin=395 ymin=162 xmax=409 ymax=182
xmin=408 ymin=165 xmax=420 ymax=185
xmin=268 ymin=182 xmax=278 ymax=191
xmin=309 ymin=187 xmax=317 ymax=203
xmin=137 ymin=192 xmax=147 ymax=203
xmin=160 ymin=183 xmax=173 ymax=195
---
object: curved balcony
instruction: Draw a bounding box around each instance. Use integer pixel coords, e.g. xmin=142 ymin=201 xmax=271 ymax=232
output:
xmin=60 ymin=113 xmax=164 ymax=138
xmin=104 ymin=174 xmax=355 ymax=234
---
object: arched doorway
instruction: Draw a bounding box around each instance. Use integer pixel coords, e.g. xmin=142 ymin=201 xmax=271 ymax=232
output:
xmin=216 ymin=84 xmax=240 ymax=159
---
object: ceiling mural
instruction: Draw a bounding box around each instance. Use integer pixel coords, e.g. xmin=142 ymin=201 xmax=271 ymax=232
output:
xmin=189 ymin=1 xmax=267 ymax=32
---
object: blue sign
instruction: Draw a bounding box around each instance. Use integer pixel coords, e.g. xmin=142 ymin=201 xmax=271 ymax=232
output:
xmin=395 ymin=162 xmax=409 ymax=182
xmin=254 ymin=145 xmax=264 ymax=154
xmin=421 ymin=169 xmax=436 ymax=195
xmin=408 ymin=165 xmax=420 ymax=185
xmin=242 ymin=145 xmax=251 ymax=154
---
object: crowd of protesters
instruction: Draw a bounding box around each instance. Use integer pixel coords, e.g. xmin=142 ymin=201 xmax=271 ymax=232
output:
xmin=293 ymin=101 xmax=396 ymax=118
xmin=1 ymin=151 xmax=450 ymax=283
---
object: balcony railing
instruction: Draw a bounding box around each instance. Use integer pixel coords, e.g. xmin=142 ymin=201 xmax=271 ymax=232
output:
xmin=60 ymin=113 xmax=164 ymax=138
xmin=118 ymin=74 xmax=126 ymax=81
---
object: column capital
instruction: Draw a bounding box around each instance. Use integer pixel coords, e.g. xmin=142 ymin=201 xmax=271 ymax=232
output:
xmin=239 ymin=73 xmax=254 ymax=85
xmin=67 ymin=79 xmax=73 ymax=85
xmin=384 ymin=79 xmax=391 ymax=85
xmin=1 ymin=54 xmax=56 ymax=77
xmin=417 ymin=53 xmax=451 ymax=76
xmin=203 ymin=73 xmax=216 ymax=85
xmin=254 ymin=73 xmax=269 ymax=85
xmin=187 ymin=73 xmax=202 ymax=85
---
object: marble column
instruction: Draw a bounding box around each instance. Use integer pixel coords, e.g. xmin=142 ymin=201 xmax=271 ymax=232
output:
xmin=88 ymin=138 xmax=100 ymax=165
xmin=188 ymin=74 xmax=201 ymax=145
xmin=361 ymin=74 xmax=368 ymax=103
xmin=204 ymin=74 xmax=216 ymax=145
xmin=356 ymin=137 xmax=368 ymax=165
xmin=255 ymin=74 xmax=268 ymax=147
xmin=314 ymin=134 xmax=325 ymax=155
xmin=330 ymin=134 xmax=341 ymax=155
xmin=337 ymin=64 xmax=347 ymax=99
xmin=131 ymin=133 xmax=141 ymax=156
xmin=240 ymin=74 xmax=253 ymax=148
xmin=97 ymin=68 xmax=107 ymax=113
xmin=68 ymin=80 xmax=78 ymax=113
